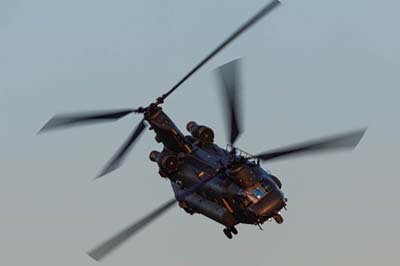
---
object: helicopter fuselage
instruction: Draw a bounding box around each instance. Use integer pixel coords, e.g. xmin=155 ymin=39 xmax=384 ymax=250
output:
xmin=38 ymin=1 xmax=367 ymax=258
xmin=145 ymin=106 xmax=286 ymax=230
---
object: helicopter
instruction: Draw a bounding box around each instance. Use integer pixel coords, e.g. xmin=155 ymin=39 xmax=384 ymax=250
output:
xmin=39 ymin=0 xmax=366 ymax=262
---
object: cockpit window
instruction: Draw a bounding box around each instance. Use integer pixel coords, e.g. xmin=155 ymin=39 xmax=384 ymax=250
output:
xmin=253 ymin=188 xmax=265 ymax=199
xmin=241 ymin=186 xmax=268 ymax=204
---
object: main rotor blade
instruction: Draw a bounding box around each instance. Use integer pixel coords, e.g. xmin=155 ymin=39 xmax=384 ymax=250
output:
xmin=216 ymin=59 xmax=242 ymax=145
xmin=96 ymin=119 xmax=147 ymax=179
xmin=38 ymin=109 xmax=138 ymax=133
xmin=88 ymin=198 xmax=177 ymax=261
xmin=160 ymin=0 xmax=281 ymax=102
xmin=88 ymin=171 xmax=221 ymax=261
xmin=254 ymin=128 xmax=367 ymax=162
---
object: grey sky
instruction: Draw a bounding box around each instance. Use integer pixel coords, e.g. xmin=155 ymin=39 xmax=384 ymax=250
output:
xmin=1 ymin=0 xmax=399 ymax=265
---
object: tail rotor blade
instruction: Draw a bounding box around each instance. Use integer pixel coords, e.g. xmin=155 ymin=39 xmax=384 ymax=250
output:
xmin=216 ymin=59 xmax=242 ymax=145
xmin=96 ymin=119 xmax=147 ymax=178
xmin=254 ymin=128 xmax=367 ymax=162
xmin=38 ymin=109 xmax=138 ymax=133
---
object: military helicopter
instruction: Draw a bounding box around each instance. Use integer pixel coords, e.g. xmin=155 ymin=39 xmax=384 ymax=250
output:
xmin=39 ymin=0 xmax=366 ymax=262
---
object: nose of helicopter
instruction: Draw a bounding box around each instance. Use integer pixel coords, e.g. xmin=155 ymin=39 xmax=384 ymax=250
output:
xmin=249 ymin=188 xmax=286 ymax=218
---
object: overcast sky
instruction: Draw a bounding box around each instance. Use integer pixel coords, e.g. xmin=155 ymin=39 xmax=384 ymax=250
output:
xmin=1 ymin=0 xmax=400 ymax=265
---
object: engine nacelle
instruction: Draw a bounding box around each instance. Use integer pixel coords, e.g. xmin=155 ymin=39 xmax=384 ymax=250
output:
xmin=149 ymin=151 xmax=179 ymax=174
xmin=186 ymin=121 xmax=214 ymax=145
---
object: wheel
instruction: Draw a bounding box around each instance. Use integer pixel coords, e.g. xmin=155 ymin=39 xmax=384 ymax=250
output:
xmin=223 ymin=228 xmax=233 ymax=239
xmin=273 ymin=214 xmax=284 ymax=224
xmin=230 ymin=226 xmax=238 ymax=235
